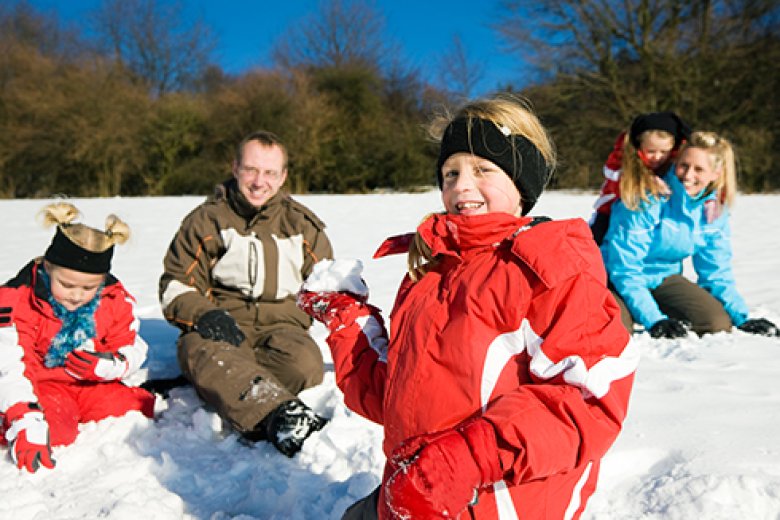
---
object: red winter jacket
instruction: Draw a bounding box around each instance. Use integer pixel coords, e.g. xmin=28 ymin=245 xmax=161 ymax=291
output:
xmin=328 ymin=213 xmax=638 ymax=519
xmin=592 ymin=132 xmax=626 ymax=216
xmin=0 ymin=260 xmax=148 ymax=413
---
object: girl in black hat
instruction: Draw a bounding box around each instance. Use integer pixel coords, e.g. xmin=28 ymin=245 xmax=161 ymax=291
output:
xmin=0 ymin=203 xmax=154 ymax=473
xmin=590 ymin=111 xmax=692 ymax=244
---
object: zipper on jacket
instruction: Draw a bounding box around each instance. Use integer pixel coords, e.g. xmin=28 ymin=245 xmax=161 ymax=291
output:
xmin=248 ymin=240 xmax=258 ymax=296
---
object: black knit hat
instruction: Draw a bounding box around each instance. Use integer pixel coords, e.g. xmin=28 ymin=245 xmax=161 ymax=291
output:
xmin=44 ymin=226 xmax=113 ymax=274
xmin=629 ymin=111 xmax=692 ymax=149
xmin=436 ymin=117 xmax=550 ymax=215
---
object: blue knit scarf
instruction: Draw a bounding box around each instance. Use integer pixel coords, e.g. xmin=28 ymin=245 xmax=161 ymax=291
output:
xmin=38 ymin=268 xmax=104 ymax=368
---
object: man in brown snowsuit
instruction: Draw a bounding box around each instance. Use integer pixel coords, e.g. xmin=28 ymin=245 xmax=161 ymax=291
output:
xmin=159 ymin=130 xmax=332 ymax=457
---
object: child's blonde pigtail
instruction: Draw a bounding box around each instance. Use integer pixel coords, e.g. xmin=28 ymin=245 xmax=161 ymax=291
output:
xmin=104 ymin=214 xmax=131 ymax=245
xmin=40 ymin=202 xmax=80 ymax=228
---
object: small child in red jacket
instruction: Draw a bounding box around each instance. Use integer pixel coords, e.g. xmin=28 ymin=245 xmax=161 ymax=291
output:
xmin=0 ymin=203 xmax=154 ymax=473
xmin=299 ymin=94 xmax=638 ymax=519
xmin=590 ymin=111 xmax=691 ymax=244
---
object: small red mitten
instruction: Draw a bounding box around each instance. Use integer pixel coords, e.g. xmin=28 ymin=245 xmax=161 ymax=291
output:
xmin=4 ymin=403 xmax=55 ymax=473
xmin=384 ymin=420 xmax=502 ymax=519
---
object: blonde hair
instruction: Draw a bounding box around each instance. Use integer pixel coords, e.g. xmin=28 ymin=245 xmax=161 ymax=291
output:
xmin=619 ymin=129 xmax=676 ymax=210
xmin=679 ymin=131 xmax=737 ymax=207
xmin=40 ymin=202 xmax=131 ymax=252
xmin=408 ymin=94 xmax=556 ymax=281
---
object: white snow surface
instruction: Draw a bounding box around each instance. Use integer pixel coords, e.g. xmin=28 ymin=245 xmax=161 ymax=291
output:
xmin=1 ymin=191 xmax=779 ymax=520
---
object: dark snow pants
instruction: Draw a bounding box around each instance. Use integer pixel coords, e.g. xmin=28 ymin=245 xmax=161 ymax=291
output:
xmin=341 ymin=486 xmax=380 ymax=520
xmin=611 ymin=274 xmax=733 ymax=335
xmin=177 ymin=323 xmax=324 ymax=433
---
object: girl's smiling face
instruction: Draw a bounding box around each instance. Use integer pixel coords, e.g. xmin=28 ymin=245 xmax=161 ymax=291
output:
xmin=675 ymin=146 xmax=721 ymax=198
xmin=440 ymin=153 xmax=522 ymax=216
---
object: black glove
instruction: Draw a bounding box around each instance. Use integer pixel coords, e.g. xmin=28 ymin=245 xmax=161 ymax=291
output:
xmin=738 ymin=318 xmax=779 ymax=337
xmin=260 ymin=399 xmax=327 ymax=457
xmin=648 ymin=318 xmax=688 ymax=339
xmin=195 ymin=309 xmax=246 ymax=347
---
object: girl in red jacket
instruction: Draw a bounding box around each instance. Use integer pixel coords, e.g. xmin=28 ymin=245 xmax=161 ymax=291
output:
xmin=0 ymin=203 xmax=154 ymax=473
xmin=299 ymin=94 xmax=638 ymax=519
xmin=589 ymin=111 xmax=691 ymax=244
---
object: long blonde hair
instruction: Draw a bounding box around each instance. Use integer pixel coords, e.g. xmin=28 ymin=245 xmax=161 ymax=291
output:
xmin=408 ymin=94 xmax=556 ymax=281
xmin=619 ymin=129 xmax=676 ymax=210
xmin=679 ymin=131 xmax=738 ymax=207
xmin=40 ymin=202 xmax=131 ymax=252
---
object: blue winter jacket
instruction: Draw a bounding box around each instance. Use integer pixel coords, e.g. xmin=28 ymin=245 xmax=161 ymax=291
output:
xmin=601 ymin=168 xmax=749 ymax=329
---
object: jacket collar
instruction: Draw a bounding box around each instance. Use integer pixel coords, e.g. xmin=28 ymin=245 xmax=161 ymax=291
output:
xmin=221 ymin=178 xmax=284 ymax=221
xmin=418 ymin=212 xmax=533 ymax=258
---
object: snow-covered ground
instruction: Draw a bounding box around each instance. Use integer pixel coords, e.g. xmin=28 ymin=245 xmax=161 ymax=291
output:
xmin=1 ymin=190 xmax=778 ymax=519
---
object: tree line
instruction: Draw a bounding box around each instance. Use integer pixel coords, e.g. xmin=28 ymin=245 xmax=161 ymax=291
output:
xmin=1 ymin=0 xmax=777 ymax=199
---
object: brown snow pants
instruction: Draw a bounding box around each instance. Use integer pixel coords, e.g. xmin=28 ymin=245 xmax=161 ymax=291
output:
xmin=611 ymin=274 xmax=733 ymax=335
xmin=177 ymin=323 xmax=324 ymax=434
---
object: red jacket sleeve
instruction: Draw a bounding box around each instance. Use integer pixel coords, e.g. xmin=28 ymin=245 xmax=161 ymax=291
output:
xmin=96 ymin=286 xmax=147 ymax=376
xmin=324 ymin=303 xmax=389 ymax=424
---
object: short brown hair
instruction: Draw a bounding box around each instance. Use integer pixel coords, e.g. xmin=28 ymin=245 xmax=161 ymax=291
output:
xmin=236 ymin=130 xmax=288 ymax=168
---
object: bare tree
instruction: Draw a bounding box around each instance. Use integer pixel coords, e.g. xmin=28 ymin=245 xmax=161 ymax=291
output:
xmin=272 ymin=0 xmax=390 ymax=71
xmin=437 ymin=34 xmax=486 ymax=100
xmin=494 ymin=0 xmax=779 ymax=122
xmin=90 ymin=0 xmax=216 ymax=95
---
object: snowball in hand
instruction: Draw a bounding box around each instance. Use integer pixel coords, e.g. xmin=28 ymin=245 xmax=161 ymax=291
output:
xmin=303 ymin=259 xmax=369 ymax=297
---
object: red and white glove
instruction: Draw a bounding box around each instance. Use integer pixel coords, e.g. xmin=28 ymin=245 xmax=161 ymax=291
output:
xmin=297 ymin=290 xmax=366 ymax=328
xmin=65 ymin=350 xmax=128 ymax=381
xmin=384 ymin=419 xmax=503 ymax=519
xmin=297 ymin=290 xmax=388 ymax=357
xmin=4 ymin=402 xmax=55 ymax=473
xmin=299 ymin=258 xmax=389 ymax=359
xmin=298 ymin=258 xmax=372 ymax=329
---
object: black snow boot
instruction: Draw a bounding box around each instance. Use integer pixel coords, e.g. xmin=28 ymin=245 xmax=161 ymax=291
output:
xmin=260 ymin=399 xmax=327 ymax=457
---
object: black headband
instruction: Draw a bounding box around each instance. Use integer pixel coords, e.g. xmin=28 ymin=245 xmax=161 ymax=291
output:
xmin=44 ymin=226 xmax=113 ymax=274
xmin=436 ymin=117 xmax=550 ymax=215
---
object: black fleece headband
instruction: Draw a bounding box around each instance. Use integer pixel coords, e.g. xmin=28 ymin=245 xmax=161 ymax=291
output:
xmin=629 ymin=112 xmax=692 ymax=149
xmin=436 ymin=117 xmax=550 ymax=215
xmin=44 ymin=226 xmax=113 ymax=274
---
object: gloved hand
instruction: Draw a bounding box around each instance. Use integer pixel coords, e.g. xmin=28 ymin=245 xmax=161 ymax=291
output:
xmin=648 ymin=318 xmax=689 ymax=339
xmin=738 ymin=317 xmax=779 ymax=337
xmin=195 ymin=309 xmax=246 ymax=347
xmin=65 ymin=350 xmax=128 ymax=381
xmin=297 ymin=290 xmax=366 ymax=328
xmin=298 ymin=290 xmax=388 ymax=358
xmin=259 ymin=399 xmax=327 ymax=457
xmin=4 ymin=403 xmax=55 ymax=473
xmin=384 ymin=419 xmax=502 ymax=519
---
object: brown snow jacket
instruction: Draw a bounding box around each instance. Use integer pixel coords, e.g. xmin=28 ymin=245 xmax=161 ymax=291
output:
xmin=159 ymin=179 xmax=333 ymax=332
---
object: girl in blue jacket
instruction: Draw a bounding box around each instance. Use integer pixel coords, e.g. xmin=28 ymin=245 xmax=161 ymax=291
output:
xmin=601 ymin=131 xmax=778 ymax=339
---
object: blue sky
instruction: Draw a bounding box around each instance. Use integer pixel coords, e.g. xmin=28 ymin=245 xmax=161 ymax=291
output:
xmin=25 ymin=0 xmax=527 ymax=96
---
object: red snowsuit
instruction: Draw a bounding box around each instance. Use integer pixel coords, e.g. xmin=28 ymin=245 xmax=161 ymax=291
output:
xmin=592 ymin=132 xmax=627 ymax=217
xmin=328 ymin=213 xmax=637 ymax=519
xmin=0 ymin=260 xmax=154 ymax=447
